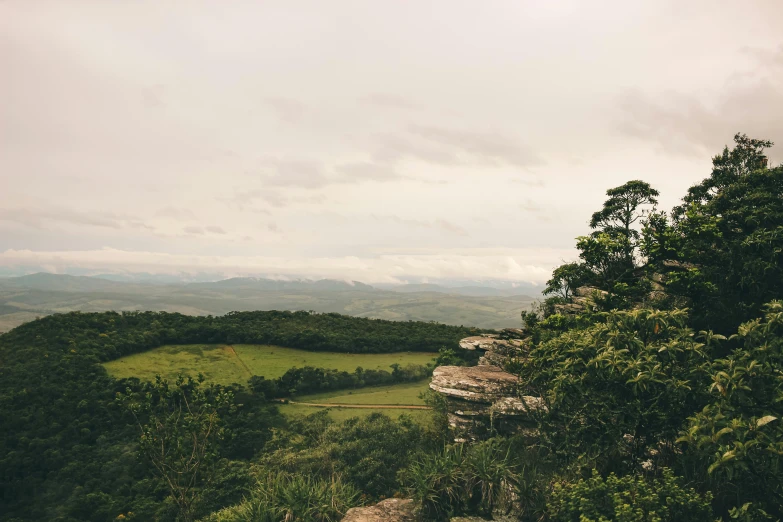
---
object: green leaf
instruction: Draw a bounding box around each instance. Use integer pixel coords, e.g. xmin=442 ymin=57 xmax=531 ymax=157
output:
xmin=756 ymin=415 xmax=778 ymax=428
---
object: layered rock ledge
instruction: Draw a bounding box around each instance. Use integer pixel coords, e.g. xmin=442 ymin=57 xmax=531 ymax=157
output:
xmin=430 ymin=365 xmax=544 ymax=439
xmin=341 ymin=498 xmax=416 ymax=522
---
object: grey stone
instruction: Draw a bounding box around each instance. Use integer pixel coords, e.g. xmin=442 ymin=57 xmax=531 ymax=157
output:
xmin=341 ymin=498 xmax=417 ymax=522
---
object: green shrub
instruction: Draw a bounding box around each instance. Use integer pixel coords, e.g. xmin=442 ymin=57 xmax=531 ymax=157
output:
xmin=401 ymin=440 xmax=518 ymax=520
xmin=548 ymin=469 xmax=713 ymax=522
xmin=202 ymin=472 xmax=359 ymax=522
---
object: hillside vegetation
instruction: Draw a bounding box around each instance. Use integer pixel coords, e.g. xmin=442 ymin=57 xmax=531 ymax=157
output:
xmin=0 ymin=311 xmax=475 ymax=521
xmin=2 ymin=134 xmax=783 ymax=522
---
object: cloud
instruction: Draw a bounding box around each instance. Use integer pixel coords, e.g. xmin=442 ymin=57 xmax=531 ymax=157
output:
xmin=142 ymin=84 xmax=166 ymax=109
xmin=435 ymin=219 xmax=469 ymax=236
xmin=205 ymin=225 xmax=226 ymax=234
xmin=361 ymin=93 xmax=420 ymax=110
xmin=0 ymin=247 xmax=569 ymax=285
xmin=370 ymin=215 xmax=469 ymax=237
xmin=183 ymin=226 xmax=204 ymax=235
xmin=370 ymin=126 xmax=543 ymax=168
xmin=224 ymin=189 xmax=284 ymax=210
xmin=741 ymin=44 xmax=783 ymax=69
xmin=372 ymin=133 xmax=461 ymax=166
xmin=259 ymin=158 xmax=333 ymax=188
xmin=618 ymin=45 xmax=783 ymax=157
xmin=0 ymin=207 xmax=150 ymax=230
xmin=408 ymin=125 xmax=543 ymax=168
xmin=335 ymin=161 xmax=401 ymax=181
xmin=265 ymin=97 xmax=307 ymax=123
xmin=155 ymin=207 xmax=196 ymax=219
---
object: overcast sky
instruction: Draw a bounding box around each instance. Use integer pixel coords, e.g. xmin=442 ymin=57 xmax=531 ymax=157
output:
xmin=1 ymin=1 xmax=781 ymax=284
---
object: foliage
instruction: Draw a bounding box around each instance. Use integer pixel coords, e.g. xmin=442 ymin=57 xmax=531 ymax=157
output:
xmin=118 ymin=375 xmax=234 ymax=522
xmin=401 ymin=440 xmax=517 ymax=520
xmin=645 ymin=134 xmax=783 ymax=332
xmin=520 ymin=308 xmax=713 ymax=472
xmin=548 ymin=468 xmax=713 ymax=522
xmin=678 ymin=301 xmax=783 ymax=517
xmin=260 ymin=411 xmax=427 ymax=500
xmin=0 ymin=310 xmax=461 ymax=520
xmin=248 ymin=362 xmax=432 ymax=399
xmin=202 ymin=472 xmax=359 ymax=522
xmin=544 ymin=262 xmax=589 ymax=299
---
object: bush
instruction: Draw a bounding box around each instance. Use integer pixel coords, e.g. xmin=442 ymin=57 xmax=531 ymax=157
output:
xmin=401 ymin=440 xmax=517 ymax=520
xmin=548 ymin=468 xmax=713 ymax=522
xmin=202 ymin=472 xmax=359 ymax=522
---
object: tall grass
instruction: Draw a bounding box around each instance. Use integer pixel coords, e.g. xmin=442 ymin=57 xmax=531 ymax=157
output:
xmin=401 ymin=440 xmax=519 ymax=520
xmin=202 ymin=472 xmax=359 ymax=522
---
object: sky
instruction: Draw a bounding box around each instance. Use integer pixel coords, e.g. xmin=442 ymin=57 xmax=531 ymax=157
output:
xmin=1 ymin=0 xmax=782 ymax=285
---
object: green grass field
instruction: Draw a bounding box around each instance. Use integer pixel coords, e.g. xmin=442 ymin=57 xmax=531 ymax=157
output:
xmin=103 ymin=344 xmax=437 ymax=386
xmin=277 ymin=403 xmax=433 ymax=423
xmin=289 ymin=380 xmax=429 ymax=405
xmin=277 ymin=380 xmax=432 ymax=422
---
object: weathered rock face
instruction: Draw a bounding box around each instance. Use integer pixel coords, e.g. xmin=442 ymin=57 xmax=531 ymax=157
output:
xmin=430 ymin=365 xmax=520 ymax=402
xmin=553 ymin=286 xmax=609 ymax=315
xmin=430 ymin=365 xmax=544 ymax=440
xmin=341 ymin=498 xmax=416 ymax=522
xmin=459 ymin=334 xmax=527 ymax=368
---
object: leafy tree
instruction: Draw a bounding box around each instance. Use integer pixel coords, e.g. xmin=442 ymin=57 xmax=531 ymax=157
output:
xmin=646 ymin=134 xmax=783 ymax=332
xmin=590 ymin=180 xmax=660 ymax=264
xmin=546 ymin=181 xmax=658 ymax=310
xmin=119 ymin=375 xmax=234 ymax=522
xmin=544 ymin=262 xmax=589 ymax=299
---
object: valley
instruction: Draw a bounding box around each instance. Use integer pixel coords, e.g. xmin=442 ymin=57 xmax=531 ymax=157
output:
xmin=0 ymin=273 xmax=537 ymax=332
xmin=104 ymin=343 xmax=436 ymax=387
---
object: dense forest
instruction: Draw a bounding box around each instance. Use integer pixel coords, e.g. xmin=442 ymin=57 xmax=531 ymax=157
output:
xmin=2 ymin=134 xmax=783 ymax=521
xmin=0 ymin=312 xmax=477 ymax=521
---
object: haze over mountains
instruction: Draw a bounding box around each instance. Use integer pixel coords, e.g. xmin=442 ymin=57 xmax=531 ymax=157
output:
xmin=0 ymin=273 xmax=539 ymax=332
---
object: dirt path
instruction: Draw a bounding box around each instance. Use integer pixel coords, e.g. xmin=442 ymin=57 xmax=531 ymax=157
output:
xmin=224 ymin=345 xmax=253 ymax=377
xmin=279 ymin=400 xmax=431 ymax=410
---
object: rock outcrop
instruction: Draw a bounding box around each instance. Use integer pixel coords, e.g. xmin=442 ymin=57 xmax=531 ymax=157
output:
xmin=458 ymin=333 xmax=527 ymax=368
xmin=341 ymin=498 xmax=416 ymax=522
xmin=430 ymin=365 xmax=544 ymax=439
xmin=553 ymin=285 xmax=608 ymax=315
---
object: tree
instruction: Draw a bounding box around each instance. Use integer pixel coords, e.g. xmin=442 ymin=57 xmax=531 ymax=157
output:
xmin=544 ymin=262 xmax=588 ymax=299
xmin=646 ymin=134 xmax=782 ymax=332
xmin=118 ymin=374 xmax=234 ymax=522
xmin=676 ymin=133 xmax=773 ymax=212
xmin=590 ymin=180 xmax=659 ymax=264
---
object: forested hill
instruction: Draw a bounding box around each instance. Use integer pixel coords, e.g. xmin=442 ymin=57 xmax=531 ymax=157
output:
xmin=0 ymin=310 xmax=482 ymax=365
xmin=0 ymin=311 xmax=480 ymax=521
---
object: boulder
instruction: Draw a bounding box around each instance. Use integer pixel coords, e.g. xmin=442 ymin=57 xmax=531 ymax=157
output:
xmin=574 ymin=286 xmax=608 ymax=298
xmin=341 ymin=498 xmax=416 ymax=522
xmin=430 ymin=365 xmax=520 ymax=403
xmin=430 ymin=365 xmax=543 ymax=439
xmin=459 ymin=336 xmax=524 ymax=352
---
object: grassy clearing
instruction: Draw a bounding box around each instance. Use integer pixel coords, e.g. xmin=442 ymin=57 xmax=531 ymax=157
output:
xmin=103 ymin=344 xmax=436 ymax=386
xmin=277 ymin=380 xmax=432 ymax=422
xmin=290 ymin=380 xmax=430 ymax=405
xmin=278 ymin=403 xmax=433 ymax=423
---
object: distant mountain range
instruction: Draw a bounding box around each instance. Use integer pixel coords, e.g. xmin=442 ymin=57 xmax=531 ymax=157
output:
xmin=0 ymin=273 xmax=540 ymax=333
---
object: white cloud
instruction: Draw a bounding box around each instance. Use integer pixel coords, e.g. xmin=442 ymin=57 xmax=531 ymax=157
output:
xmin=0 ymin=247 xmax=572 ymax=285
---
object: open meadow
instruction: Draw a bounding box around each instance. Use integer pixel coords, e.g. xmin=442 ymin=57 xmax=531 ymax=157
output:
xmin=103 ymin=343 xmax=437 ymax=386
xmin=277 ymin=380 xmax=432 ymax=422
